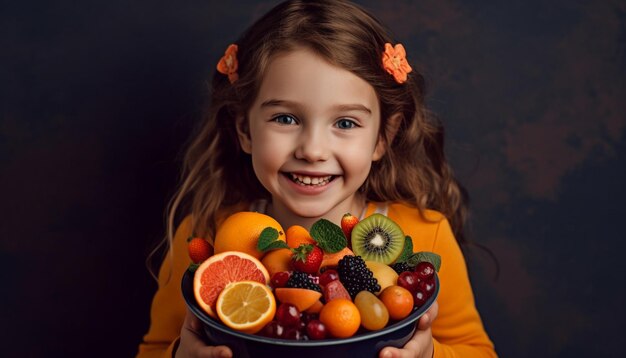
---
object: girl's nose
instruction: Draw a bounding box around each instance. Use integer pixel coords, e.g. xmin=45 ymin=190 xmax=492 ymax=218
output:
xmin=295 ymin=127 xmax=330 ymax=162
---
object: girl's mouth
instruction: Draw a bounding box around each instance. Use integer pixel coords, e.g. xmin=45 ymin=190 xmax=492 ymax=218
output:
xmin=286 ymin=173 xmax=335 ymax=186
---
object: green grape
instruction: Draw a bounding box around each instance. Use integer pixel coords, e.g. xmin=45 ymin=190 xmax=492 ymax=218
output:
xmin=354 ymin=291 xmax=389 ymax=331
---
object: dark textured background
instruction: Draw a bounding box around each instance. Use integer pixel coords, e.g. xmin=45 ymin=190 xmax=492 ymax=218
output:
xmin=2 ymin=1 xmax=625 ymax=356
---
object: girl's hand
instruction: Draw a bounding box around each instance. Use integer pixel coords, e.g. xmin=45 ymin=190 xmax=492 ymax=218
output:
xmin=175 ymin=309 xmax=233 ymax=358
xmin=378 ymin=301 xmax=439 ymax=358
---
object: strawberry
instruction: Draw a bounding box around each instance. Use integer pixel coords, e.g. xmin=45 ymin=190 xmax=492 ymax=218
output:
xmin=291 ymin=244 xmax=323 ymax=274
xmin=187 ymin=237 xmax=212 ymax=263
xmin=341 ymin=213 xmax=359 ymax=247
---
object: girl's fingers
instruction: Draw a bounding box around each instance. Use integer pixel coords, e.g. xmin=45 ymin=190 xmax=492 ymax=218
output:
xmin=379 ymin=346 xmax=399 ymax=358
xmin=184 ymin=309 xmax=204 ymax=334
xmin=417 ymin=301 xmax=438 ymax=330
xmin=379 ymin=318 xmax=435 ymax=358
xmin=178 ymin=309 xmax=233 ymax=358
xmin=199 ymin=347 xmax=233 ymax=358
xmin=379 ymin=345 xmax=419 ymax=358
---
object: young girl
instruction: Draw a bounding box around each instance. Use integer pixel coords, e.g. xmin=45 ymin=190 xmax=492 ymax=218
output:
xmin=138 ymin=1 xmax=496 ymax=357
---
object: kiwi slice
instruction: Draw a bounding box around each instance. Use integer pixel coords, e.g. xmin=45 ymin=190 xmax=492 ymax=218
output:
xmin=351 ymin=213 xmax=405 ymax=265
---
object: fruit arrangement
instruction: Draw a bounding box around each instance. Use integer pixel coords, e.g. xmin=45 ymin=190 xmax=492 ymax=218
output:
xmin=187 ymin=211 xmax=440 ymax=340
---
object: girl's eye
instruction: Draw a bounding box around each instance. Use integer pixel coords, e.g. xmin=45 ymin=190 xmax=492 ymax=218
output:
xmin=272 ymin=114 xmax=298 ymax=125
xmin=336 ymin=118 xmax=357 ymax=129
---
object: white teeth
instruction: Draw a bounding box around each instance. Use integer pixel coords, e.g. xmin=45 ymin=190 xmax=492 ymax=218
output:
xmin=290 ymin=173 xmax=332 ymax=186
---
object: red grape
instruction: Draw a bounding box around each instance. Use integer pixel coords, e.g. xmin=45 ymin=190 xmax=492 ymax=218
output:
xmin=300 ymin=312 xmax=318 ymax=324
xmin=414 ymin=262 xmax=435 ymax=281
xmin=276 ymin=303 xmax=301 ymax=328
xmin=306 ymin=319 xmax=327 ymax=340
xmin=318 ymin=269 xmax=339 ymax=287
xmin=270 ymin=271 xmax=291 ymax=288
xmin=413 ymin=287 xmax=427 ymax=307
xmin=418 ymin=278 xmax=435 ymax=297
xmin=259 ymin=321 xmax=284 ymax=338
xmin=397 ymin=271 xmax=420 ymax=293
xmin=283 ymin=327 xmax=303 ymax=340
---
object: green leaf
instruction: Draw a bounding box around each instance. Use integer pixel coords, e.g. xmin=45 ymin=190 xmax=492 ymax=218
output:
xmin=188 ymin=262 xmax=200 ymax=273
xmin=264 ymin=240 xmax=290 ymax=251
xmin=310 ymin=219 xmax=347 ymax=253
xmin=395 ymin=236 xmax=414 ymax=263
xmin=256 ymin=227 xmax=284 ymax=252
xmin=292 ymin=244 xmax=314 ymax=262
xmin=406 ymin=251 xmax=442 ymax=272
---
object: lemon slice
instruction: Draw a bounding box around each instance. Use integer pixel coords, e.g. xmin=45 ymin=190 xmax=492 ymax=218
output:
xmin=216 ymin=280 xmax=276 ymax=334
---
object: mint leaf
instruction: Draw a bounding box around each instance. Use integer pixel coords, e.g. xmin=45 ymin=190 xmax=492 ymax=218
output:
xmin=264 ymin=240 xmax=290 ymax=251
xmin=256 ymin=227 xmax=288 ymax=252
xmin=395 ymin=236 xmax=414 ymax=263
xmin=310 ymin=219 xmax=346 ymax=253
xmin=406 ymin=251 xmax=442 ymax=272
xmin=257 ymin=227 xmax=278 ymax=250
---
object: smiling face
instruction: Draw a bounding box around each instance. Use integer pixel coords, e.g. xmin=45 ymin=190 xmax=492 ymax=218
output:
xmin=237 ymin=48 xmax=387 ymax=228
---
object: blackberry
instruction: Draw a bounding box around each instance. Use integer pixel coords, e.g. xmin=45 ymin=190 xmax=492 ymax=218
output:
xmin=337 ymin=255 xmax=381 ymax=298
xmin=286 ymin=271 xmax=322 ymax=293
xmin=390 ymin=262 xmax=412 ymax=274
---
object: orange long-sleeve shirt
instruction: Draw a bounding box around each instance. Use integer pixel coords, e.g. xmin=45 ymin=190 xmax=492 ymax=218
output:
xmin=137 ymin=202 xmax=496 ymax=357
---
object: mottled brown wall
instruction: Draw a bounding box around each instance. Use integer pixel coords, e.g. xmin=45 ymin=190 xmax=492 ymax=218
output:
xmin=2 ymin=1 xmax=624 ymax=356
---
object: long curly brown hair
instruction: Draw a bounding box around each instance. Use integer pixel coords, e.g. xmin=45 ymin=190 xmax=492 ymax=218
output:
xmin=163 ymin=0 xmax=468 ymax=257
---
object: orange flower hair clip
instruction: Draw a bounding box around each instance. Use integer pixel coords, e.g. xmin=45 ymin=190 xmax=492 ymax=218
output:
xmin=382 ymin=43 xmax=412 ymax=84
xmin=216 ymin=44 xmax=239 ymax=84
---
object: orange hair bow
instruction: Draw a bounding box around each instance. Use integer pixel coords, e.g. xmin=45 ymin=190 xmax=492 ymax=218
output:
xmin=217 ymin=44 xmax=239 ymax=84
xmin=382 ymin=43 xmax=412 ymax=84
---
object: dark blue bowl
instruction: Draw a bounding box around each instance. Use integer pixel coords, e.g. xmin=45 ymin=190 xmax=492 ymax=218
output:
xmin=182 ymin=270 xmax=438 ymax=358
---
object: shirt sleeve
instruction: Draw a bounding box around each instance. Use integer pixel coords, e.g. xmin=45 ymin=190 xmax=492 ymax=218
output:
xmin=430 ymin=218 xmax=497 ymax=357
xmin=136 ymin=217 xmax=193 ymax=358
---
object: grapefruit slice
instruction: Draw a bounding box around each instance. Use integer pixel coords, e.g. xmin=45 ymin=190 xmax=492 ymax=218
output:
xmin=216 ymin=281 xmax=276 ymax=334
xmin=274 ymin=287 xmax=322 ymax=311
xmin=193 ymin=251 xmax=270 ymax=318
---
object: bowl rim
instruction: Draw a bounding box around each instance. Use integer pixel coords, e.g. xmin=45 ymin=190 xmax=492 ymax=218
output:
xmin=182 ymin=268 xmax=439 ymax=346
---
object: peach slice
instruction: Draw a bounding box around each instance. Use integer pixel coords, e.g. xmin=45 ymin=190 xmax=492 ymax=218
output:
xmin=274 ymin=287 xmax=322 ymax=311
xmin=319 ymin=246 xmax=354 ymax=272
xmin=305 ymin=299 xmax=324 ymax=314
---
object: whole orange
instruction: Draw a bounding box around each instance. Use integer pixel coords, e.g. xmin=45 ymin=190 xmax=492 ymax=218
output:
xmin=260 ymin=248 xmax=292 ymax=277
xmin=379 ymin=285 xmax=414 ymax=321
xmin=319 ymin=298 xmax=361 ymax=338
xmin=286 ymin=225 xmax=316 ymax=249
xmin=213 ymin=211 xmax=285 ymax=259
